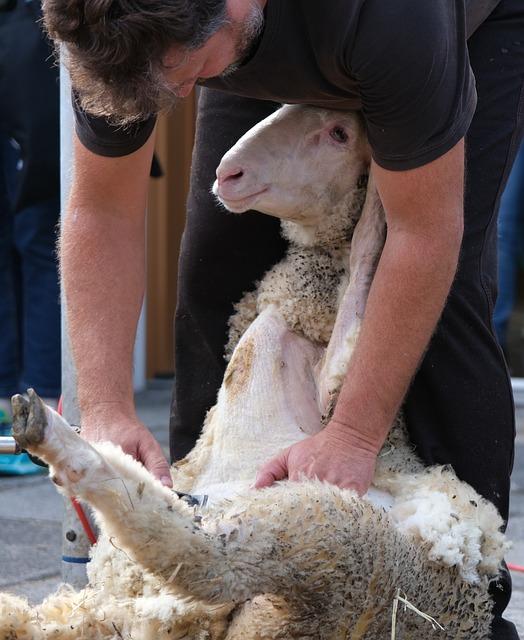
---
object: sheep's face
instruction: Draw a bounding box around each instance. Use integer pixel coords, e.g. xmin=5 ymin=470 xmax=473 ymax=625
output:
xmin=213 ymin=105 xmax=370 ymax=225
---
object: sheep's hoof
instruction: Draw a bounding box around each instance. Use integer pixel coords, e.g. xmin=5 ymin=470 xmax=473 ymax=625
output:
xmin=11 ymin=389 xmax=48 ymax=451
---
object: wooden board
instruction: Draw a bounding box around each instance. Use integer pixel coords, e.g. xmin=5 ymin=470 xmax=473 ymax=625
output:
xmin=146 ymin=95 xmax=196 ymax=378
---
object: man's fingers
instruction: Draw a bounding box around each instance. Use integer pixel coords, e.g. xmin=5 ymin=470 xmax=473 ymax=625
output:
xmin=139 ymin=437 xmax=173 ymax=487
xmin=254 ymin=471 xmax=278 ymax=489
xmin=254 ymin=451 xmax=289 ymax=489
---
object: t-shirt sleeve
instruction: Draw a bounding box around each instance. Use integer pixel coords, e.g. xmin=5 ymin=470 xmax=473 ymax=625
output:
xmin=349 ymin=0 xmax=477 ymax=171
xmin=72 ymin=92 xmax=157 ymax=158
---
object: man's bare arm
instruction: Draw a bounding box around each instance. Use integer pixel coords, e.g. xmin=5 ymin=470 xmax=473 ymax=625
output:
xmin=256 ymin=140 xmax=465 ymax=492
xmin=61 ymin=130 xmax=172 ymax=485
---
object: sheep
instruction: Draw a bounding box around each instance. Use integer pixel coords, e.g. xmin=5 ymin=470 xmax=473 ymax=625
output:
xmin=0 ymin=104 xmax=509 ymax=640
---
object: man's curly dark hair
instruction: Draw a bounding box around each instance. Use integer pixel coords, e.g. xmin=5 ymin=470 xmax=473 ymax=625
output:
xmin=43 ymin=0 xmax=228 ymax=123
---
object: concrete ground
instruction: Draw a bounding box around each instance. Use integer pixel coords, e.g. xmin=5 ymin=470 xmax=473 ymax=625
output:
xmin=1 ymin=377 xmax=524 ymax=635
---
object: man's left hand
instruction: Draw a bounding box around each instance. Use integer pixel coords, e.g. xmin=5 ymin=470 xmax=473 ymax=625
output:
xmin=254 ymin=422 xmax=378 ymax=495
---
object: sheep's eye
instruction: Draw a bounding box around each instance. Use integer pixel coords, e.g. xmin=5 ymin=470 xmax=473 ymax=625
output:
xmin=329 ymin=126 xmax=348 ymax=144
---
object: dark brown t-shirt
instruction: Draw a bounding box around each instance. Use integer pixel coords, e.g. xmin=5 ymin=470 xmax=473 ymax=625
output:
xmin=73 ymin=0 xmax=498 ymax=170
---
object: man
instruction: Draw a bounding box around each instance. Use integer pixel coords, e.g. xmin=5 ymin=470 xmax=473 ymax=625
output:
xmin=44 ymin=0 xmax=522 ymax=636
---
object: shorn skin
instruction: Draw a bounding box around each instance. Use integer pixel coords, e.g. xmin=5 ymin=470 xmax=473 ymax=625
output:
xmin=0 ymin=106 xmax=508 ymax=639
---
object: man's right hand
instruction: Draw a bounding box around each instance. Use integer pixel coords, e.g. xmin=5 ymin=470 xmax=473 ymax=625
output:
xmin=81 ymin=406 xmax=173 ymax=487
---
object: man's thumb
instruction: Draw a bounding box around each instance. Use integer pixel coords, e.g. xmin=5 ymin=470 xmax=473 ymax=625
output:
xmin=254 ymin=451 xmax=289 ymax=489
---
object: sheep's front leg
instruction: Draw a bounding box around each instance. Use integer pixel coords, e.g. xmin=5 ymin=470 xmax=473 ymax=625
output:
xmin=11 ymin=389 xmax=184 ymax=559
xmin=11 ymin=392 xmax=227 ymax=604
xmin=12 ymin=389 xmax=111 ymax=493
xmin=317 ymin=173 xmax=386 ymax=415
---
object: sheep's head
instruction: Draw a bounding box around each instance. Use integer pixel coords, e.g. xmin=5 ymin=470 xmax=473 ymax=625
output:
xmin=213 ymin=105 xmax=370 ymax=246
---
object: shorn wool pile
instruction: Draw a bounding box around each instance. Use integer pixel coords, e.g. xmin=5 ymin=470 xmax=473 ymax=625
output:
xmin=0 ymin=105 xmax=509 ymax=639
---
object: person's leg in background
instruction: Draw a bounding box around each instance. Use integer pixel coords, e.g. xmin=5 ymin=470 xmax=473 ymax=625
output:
xmin=0 ymin=135 xmax=20 ymax=431
xmin=14 ymin=195 xmax=61 ymax=402
xmin=3 ymin=0 xmax=61 ymax=403
xmin=170 ymin=90 xmax=283 ymax=460
xmin=0 ymin=0 xmax=61 ymax=472
xmin=494 ymin=144 xmax=524 ymax=355
xmin=405 ymin=2 xmax=523 ymax=637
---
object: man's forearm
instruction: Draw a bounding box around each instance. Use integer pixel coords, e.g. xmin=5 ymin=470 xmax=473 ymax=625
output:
xmin=61 ymin=201 xmax=146 ymax=417
xmin=61 ymin=133 xmax=156 ymax=422
xmin=57 ymin=132 xmax=172 ymax=484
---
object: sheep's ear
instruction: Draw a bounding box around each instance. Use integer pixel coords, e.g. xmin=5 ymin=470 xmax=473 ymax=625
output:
xmin=355 ymin=112 xmax=372 ymax=164
xmin=317 ymin=169 xmax=386 ymax=416
xmin=348 ymin=171 xmax=385 ymax=280
xmin=342 ymin=170 xmax=386 ymax=318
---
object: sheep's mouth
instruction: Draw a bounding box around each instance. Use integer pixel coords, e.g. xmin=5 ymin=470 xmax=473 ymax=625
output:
xmin=215 ymin=188 xmax=268 ymax=213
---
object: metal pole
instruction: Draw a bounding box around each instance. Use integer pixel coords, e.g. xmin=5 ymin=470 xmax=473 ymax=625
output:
xmin=59 ymin=60 xmax=94 ymax=588
xmin=134 ymin=302 xmax=147 ymax=392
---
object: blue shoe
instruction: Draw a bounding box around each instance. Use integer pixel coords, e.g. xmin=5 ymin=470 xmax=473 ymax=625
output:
xmin=0 ymin=408 xmax=44 ymax=476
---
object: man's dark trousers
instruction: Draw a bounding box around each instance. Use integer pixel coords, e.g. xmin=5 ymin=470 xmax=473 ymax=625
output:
xmin=171 ymin=2 xmax=524 ymax=636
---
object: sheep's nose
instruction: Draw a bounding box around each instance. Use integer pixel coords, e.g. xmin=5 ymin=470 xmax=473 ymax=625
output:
xmin=216 ymin=165 xmax=245 ymax=187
